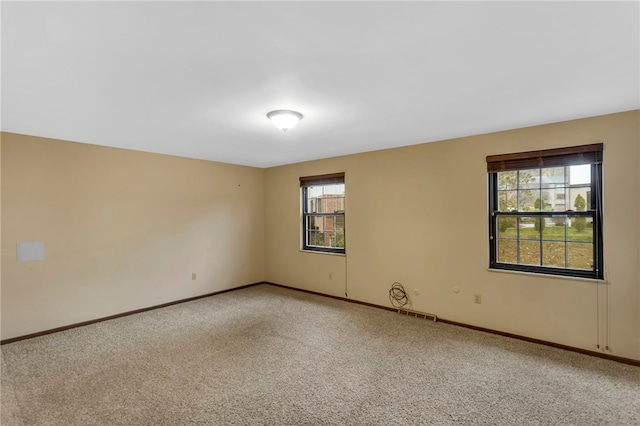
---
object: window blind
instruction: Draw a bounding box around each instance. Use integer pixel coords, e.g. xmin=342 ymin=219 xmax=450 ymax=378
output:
xmin=486 ymin=143 xmax=603 ymax=173
xmin=299 ymin=172 xmax=345 ymax=187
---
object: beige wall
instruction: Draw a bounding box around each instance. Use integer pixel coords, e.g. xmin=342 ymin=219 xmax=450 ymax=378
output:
xmin=2 ymin=111 xmax=638 ymax=360
xmin=265 ymin=110 xmax=640 ymax=360
xmin=1 ymin=133 xmax=265 ymax=340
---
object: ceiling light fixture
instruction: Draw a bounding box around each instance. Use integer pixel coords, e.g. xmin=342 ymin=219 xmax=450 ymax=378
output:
xmin=267 ymin=110 xmax=303 ymax=132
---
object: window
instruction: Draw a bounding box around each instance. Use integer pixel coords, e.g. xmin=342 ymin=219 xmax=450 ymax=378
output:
xmin=487 ymin=144 xmax=603 ymax=279
xmin=300 ymin=173 xmax=345 ymax=254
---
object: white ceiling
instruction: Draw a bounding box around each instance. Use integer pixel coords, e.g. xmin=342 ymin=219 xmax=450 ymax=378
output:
xmin=2 ymin=1 xmax=638 ymax=168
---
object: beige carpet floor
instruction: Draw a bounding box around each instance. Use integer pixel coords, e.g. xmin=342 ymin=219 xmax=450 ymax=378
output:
xmin=1 ymin=284 xmax=639 ymax=425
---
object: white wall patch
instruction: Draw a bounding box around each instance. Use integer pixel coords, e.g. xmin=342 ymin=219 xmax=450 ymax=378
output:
xmin=17 ymin=241 xmax=44 ymax=262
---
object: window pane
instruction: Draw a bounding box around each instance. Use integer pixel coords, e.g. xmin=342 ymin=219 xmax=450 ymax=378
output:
xmin=498 ymin=191 xmax=518 ymax=211
xmin=308 ymin=216 xmax=320 ymax=230
xmin=541 ymin=167 xmax=565 ymax=188
xmin=308 ymin=214 xmax=345 ymax=249
xmin=498 ymin=171 xmax=518 ymax=190
xmin=307 ymin=230 xmax=317 ymax=246
xmin=323 ymin=183 xmax=345 ymax=195
xmin=325 ymin=231 xmax=335 ymax=247
xmin=568 ymin=216 xmax=593 ymax=242
xmin=542 ymin=219 xmax=567 ymax=241
xmin=550 ymin=188 xmax=567 ymax=211
xmin=519 ymin=241 xmax=540 ymax=265
xmin=540 ymin=167 xmax=566 ymax=210
xmin=305 ymin=184 xmax=345 ymax=213
xmin=542 ymin=242 xmax=566 ymax=267
xmin=306 ymin=215 xmax=345 ymax=249
xmin=567 ymin=243 xmax=593 ymax=270
xmin=569 ymin=164 xmax=591 ymax=185
xmin=519 ymin=189 xmax=537 ymax=211
xmin=306 ymin=186 xmax=323 ymax=213
xmin=326 ymin=216 xmax=334 ymax=230
xmin=328 ymin=230 xmax=345 ymax=248
xmin=497 ymin=216 xmax=517 ymax=236
xmin=307 ymin=216 xmax=327 ymax=246
xmin=332 ymin=196 xmax=345 ymax=212
xmin=569 ymin=187 xmax=590 ymax=212
xmin=518 ymin=216 xmax=541 ymax=240
xmin=497 ymin=239 xmax=517 ymax=264
xmin=518 ymin=170 xmax=538 ymax=189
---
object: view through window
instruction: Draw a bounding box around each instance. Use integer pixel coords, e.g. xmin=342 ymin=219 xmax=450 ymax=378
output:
xmin=487 ymin=144 xmax=603 ymax=279
xmin=300 ymin=173 xmax=345 ymax=254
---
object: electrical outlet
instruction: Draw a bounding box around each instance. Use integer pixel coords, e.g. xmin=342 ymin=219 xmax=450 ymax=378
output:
xmin=474 ymin=294 xmax=481 ymax=304
xmin=192 ymin=272 xmax=197 ymax=280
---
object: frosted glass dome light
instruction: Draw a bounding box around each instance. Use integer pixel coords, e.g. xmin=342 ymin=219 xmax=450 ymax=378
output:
xmin=267 ymin=110 xmax=303 ymax=132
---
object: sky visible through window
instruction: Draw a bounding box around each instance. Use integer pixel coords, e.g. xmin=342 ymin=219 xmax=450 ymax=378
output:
xmin=307 ymin=184 xmax=344 ymax=198
xmin=570 ymin=164 xmax=590 ymax=185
